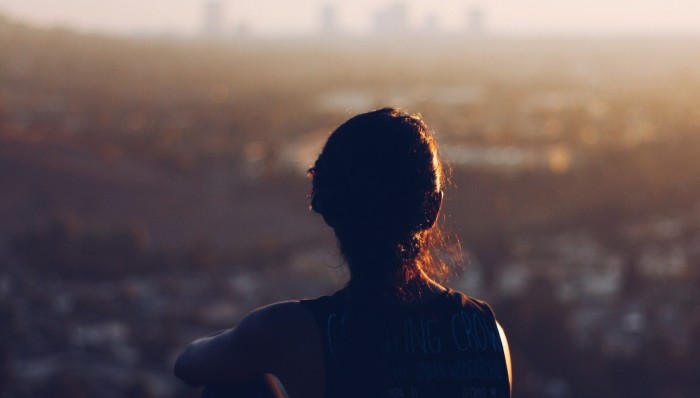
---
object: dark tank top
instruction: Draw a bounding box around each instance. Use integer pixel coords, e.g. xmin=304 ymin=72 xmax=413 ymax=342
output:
xmin=300 ymin=289 xmax=510 ymax=398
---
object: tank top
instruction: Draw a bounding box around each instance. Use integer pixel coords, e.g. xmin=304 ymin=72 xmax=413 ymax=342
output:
xmin=300 ymin=288 xmax=511 ymax=398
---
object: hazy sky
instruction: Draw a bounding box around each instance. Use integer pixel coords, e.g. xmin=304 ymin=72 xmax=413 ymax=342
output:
xmin=1 ymin=0 xmax=699 ymax=37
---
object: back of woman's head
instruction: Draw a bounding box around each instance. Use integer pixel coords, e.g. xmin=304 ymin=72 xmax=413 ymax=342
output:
xmin=309 ymin=108 xmax=451 ymax=300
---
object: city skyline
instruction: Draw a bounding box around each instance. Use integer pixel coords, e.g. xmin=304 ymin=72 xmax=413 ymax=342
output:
xmin=1 ymin=0 xmax=700 ymax=38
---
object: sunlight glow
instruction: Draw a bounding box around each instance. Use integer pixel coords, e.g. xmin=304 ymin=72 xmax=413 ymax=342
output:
xmin=0 ymin=0 xmax=699 ymax=37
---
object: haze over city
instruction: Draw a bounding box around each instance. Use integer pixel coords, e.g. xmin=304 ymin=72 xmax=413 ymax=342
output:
xmin=3 ymin=0 xmax=700 ymax=395
xmin=1 ymin=0 xmax=700 ymax=37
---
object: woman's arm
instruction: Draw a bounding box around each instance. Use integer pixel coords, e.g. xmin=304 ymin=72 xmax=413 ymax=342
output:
xmin=173 ymin=301 xmax=324 ymax=397
xmin=200 ymin=375 xmax=286 ymax=398
xmin=497 ymin=321 xmax=513 ymax=393
xmin=174 ymin=310 xmax=267 ymax=387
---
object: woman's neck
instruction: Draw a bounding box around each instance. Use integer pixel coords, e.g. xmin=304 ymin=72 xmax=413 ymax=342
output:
xmin=346 ymin=273 xmax=447 ymax=306
xmin=403 ymin=276 xmax=447 ymax=303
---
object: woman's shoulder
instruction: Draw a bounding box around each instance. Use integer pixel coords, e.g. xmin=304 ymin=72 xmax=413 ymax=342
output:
xmin=444 ymin=288 xmax=499 ymax=318
xmin=239 ymin=290 xmax=350 ymax=333
xmin=239 ymin=300 xmax=318 ymax=335
xmin=234 ymin=300 xmax=325 ymax=396
xmin=173 ymin=299 xmax=322 ymax=388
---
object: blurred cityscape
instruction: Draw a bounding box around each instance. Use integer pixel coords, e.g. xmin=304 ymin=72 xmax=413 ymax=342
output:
xmin=201 ymin=0 xmax=487 ymax=39
xmin=2 ymin=13 xmax=700 ymax=398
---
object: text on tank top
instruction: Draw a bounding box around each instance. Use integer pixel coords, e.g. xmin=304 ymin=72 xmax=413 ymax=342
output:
xmin=300 ymin=289 xmax=511 ymax=398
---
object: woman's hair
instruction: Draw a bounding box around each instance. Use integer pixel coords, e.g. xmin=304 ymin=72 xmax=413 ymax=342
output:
xmin=308 ymin=107 xmax=456 ymax=302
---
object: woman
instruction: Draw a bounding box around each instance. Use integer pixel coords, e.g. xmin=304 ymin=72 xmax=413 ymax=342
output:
xmin=174 ymin=108 xmax=512 ymax=398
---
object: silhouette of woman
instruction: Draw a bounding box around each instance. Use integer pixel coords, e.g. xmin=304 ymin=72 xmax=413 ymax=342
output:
xmin=174 ymin=108 xmax=512 ymax=398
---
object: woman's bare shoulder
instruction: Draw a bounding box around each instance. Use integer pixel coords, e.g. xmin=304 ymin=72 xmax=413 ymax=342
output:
xmin=236 ymin=300 xmax=322 ymax=354
xmin=236 ymin=300 xmax=324 ymax=397
xmin=174 ymin=299 xmax=322 ymax=389
xmin=236 ymin=300 xmax=318 ymax=340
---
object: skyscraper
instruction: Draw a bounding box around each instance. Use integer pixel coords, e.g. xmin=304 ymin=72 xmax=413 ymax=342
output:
xmin=202 ymin=0 xmax=224 ymax=37
xmin=467 ymin=6 xmax=485 ymax=34
xmin=320 ymin=3 xmax=339 ymax=35
xmin=372 ymin=2 xmax=409 ymax=35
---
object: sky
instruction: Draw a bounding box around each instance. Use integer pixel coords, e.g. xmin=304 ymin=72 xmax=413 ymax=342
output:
xmin=0 ymin=0 xmax=699 ymax=37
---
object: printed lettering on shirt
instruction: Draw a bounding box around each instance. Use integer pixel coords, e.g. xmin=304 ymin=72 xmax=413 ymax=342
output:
xmin=462 ymin=387 xmax=498 ymax=398
xmin=326 ymin=312 xmax=349 ymax=361
xmin=384 ymin=358 xmax=507 ymax=383
xmin=405 ymin=318 xmax=442 ymax=354
xmin=385 ymin=386 xmax=419 ymax=398
xmin=328 ymin=310 xmax=502 ymax=358
xmin=451 ymin=310 xmax=502 ymax=353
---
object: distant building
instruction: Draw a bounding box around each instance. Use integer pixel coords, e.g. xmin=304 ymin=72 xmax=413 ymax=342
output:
xmin=467 ymin=6 xmax=485 ymax=34
xmin=202 ymin=0 xmax=224 ymax=38
xmin=372 ymin=2 xmax=409 ymax=35
xmin=423 ymin=14 xmax=439 ymax=34
xmin=320 ymin=3 xmax=339 ymax=35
